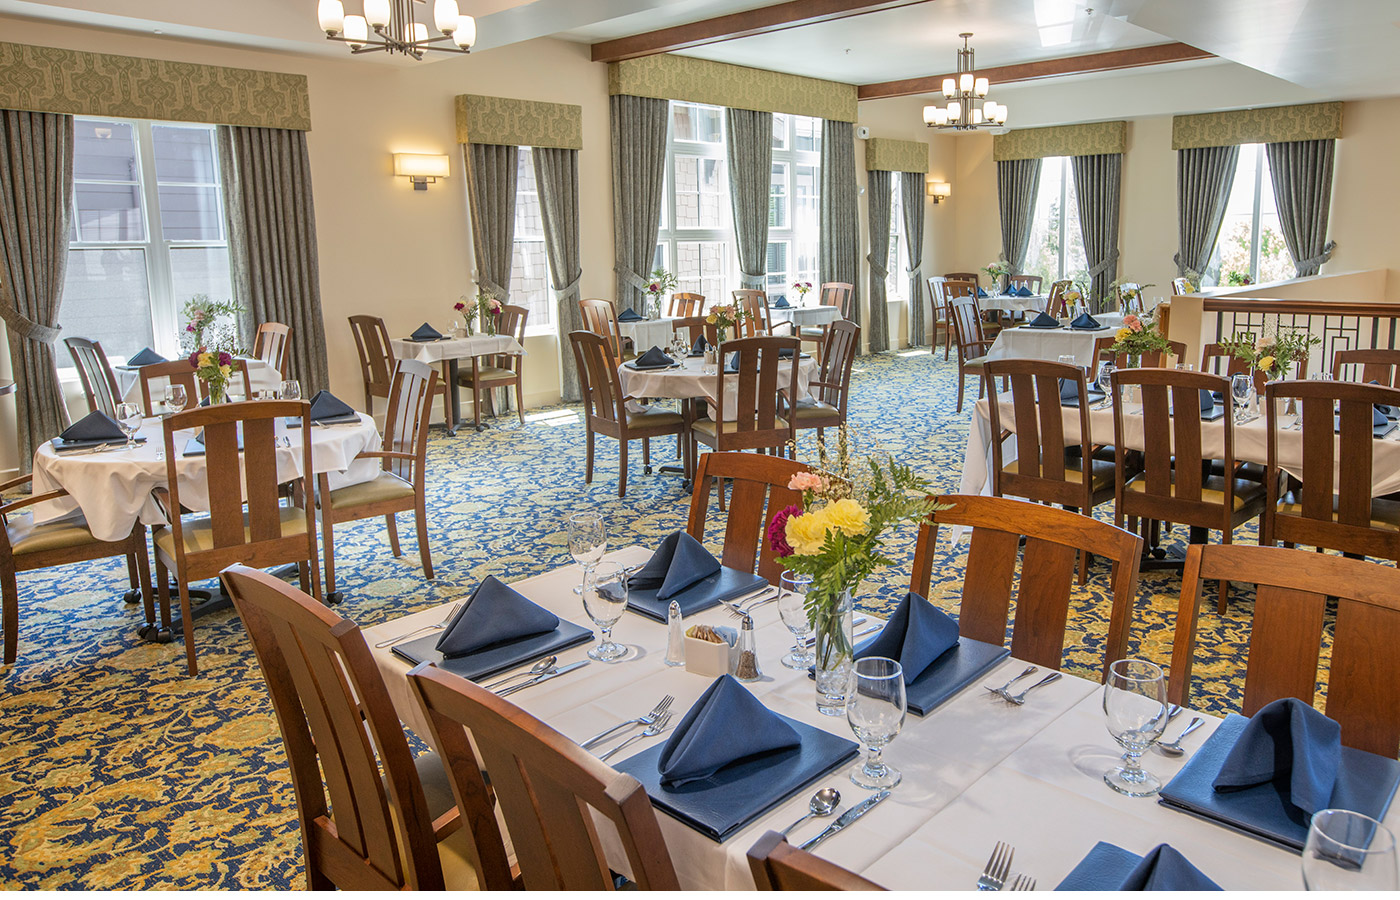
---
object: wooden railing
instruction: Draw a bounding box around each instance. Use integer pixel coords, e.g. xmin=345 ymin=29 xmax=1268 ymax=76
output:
xmin=1201 ymin=297 xmax=1400 ymax=376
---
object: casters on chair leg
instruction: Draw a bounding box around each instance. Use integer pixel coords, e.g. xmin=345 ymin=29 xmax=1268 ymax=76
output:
xmin=137 ymin=623 xmax=173 ymax=643
xmin=123 ymin=589 xmax=141 ymax=605
xmin=1151 ymin=547 xmax=1167 ymax=560
xmin=326 ymin=591 xmax=344 ymax=606
xmin=644 ymin=465 xmax=653 ymax=475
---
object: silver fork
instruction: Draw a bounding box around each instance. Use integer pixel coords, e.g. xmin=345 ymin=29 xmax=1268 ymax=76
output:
xmin=977 ymin=841 xmax=1014 ymax=891
xmin=725 ymin=587 xmax=777 ymax=618
xmin=373 ymin=603 xmax=461 ymax=648
xmin=1005 ymin=672 xmax=1062 ymax=705
xmin=598 ymin=711 xmax=672 ymax=762
xmin=985 ymin=665 xmax=1037 ymax=701
xmin=579 ymin=695 xmax=675 ymax=749
xmin=1009 ymin=873 xmax=1036 ymax=891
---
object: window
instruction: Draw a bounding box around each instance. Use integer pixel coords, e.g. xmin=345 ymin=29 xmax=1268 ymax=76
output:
xmin=510 ymin=147 xmax=553 ymax=332
xmin=1023 ymin=157 xmax=1088 ymax=287
xmin=1203 ymin=144 xmax=1294 ymax=287
xmin=886 ymin=179 xmax=908 ymax=303
xmin=62 ymin=118 xmax=233 ymax=363
xmin=764 ymin=115 xmax=821 ymax=303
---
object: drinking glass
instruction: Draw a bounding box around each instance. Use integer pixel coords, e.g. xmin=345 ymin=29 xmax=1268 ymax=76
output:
xmin=1231 ymin=372 xmax=1254 ymax=424
xmin=1058 ymin=354 xmax=1077 ymax=367
xmin=583 ymin=561 xmax=630 ymax=661
xmin=1095 ymin=360 xmax=1116 ymax=409
xmin=567 ymin=510 xmax=606 ymax=596
xmin=116 ymin=402 xmax=143 ymax=449
xmin=280 ymin=380 xmax=301 ymax=403
xmin=1102 ymin=658 xmax=1169 ymax=796
xmin=778 ymin=571 xmax=815 ymax=669
xmin=846 ymin=656 xmax=907 ymax=789
xmin=1303 ymin=809 xmax=1399 ymax=890
xmin=164 ymin=384 xmax=187 ymax=416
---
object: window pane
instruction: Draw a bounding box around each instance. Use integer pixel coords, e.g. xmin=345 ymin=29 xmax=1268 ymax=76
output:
xmin=677 ymin=240 xmax=727 ymax=301
xmin=514 ymin=148 xmax=544 ymax=240
xmin=653 ymin=243 xmax=667 ymax=274
xmin=1210 ymin=146 xmax=1261 ymax=287
xmin=794 ymin=241 xmax=819 ymax=285
xmin=769 ymin=163 xmax=789 ymax=229
xmin=672 ymin=102 xmax=723 ymax=144
xmin=673 ymin=156 xmax=726 ymax=229
xmin=73 ymin=121 xmax=139 ymax=182
xmin=510 ymin=240 xmax=551 ymax=328
xmin=794 ymin=116 xmax=822 ymax=153
xmin=887 ymin=182 xmax=903 ymax=300
xmin=157 ymin=185 xmax=223 ymax=241
xmin=1255 ymin=151 xmax=1295 ymax=283
xmin=169 ymin=247 xmax=233 ymax=316
xmin=74 ymin=182 xmax=146 ymax=242
xmin=1062 ymin=168 xmax=1088 ymax=285
xmin=152 ymin=125 xmax=218 ymax=183
xmin=60 ymin=248 xmax=154 ymax=359
xmin=765 ymin=241 xmax=789 ymax=300
xmin=1023 ymin=158 xmax=1064 ymax=285
xmin=772 ymin=113 xmax=789 ymax=150
xmin=793 ymin=164 xmax=819 ymax=230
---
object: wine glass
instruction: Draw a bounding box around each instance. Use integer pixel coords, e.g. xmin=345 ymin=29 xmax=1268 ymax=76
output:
xmin=567 ymin=510 xmax=606 ymax=596
xmin=1231 ymin=372 xmax=1254 ymax=424
xmin=583 ymin=561 xmax=630 ymax=661
xmin=1102 ymin=658 xmax=1169 ymax=797
xmin=1095 ymin=360 xmax=1116 ymax=410
xmin=1303 ymin=810 xmax=1399 ymax=890
xmin=846 ymin=656 xmax=907 ymax=789
xmin=778 ymin=572 xmax=815 ymax=669
xmin=164 ymin=384 xmax=187 ymax=417
xmin=116 ymin=402 xmax=143 ymax=449
xmin=280 ymin=380 xmax=301 ymax=403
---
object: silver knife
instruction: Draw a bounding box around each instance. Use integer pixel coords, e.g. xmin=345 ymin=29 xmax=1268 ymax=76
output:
xmin=497 ymin=660 xmax=589 ymax=697
xmin=798 ymin=789 xmax=891 ymax=852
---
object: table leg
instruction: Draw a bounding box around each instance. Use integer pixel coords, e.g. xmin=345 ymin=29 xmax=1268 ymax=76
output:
xmin=446 ymin=359 xmax=460 ymax=436
xmin=471 ymin=358 xmax=488 ymax=432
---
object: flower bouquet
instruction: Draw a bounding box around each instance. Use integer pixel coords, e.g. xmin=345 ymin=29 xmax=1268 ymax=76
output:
xmin=475 ymin=287 xmax=503 ymax=336
xmin=1217 ymin=327 xmax=1320 ymax=381
xmin=704 ymin=302 xmax=750 ymax=343
xmin=189 ymin=348 xmax=234 ymax=404
xmin=1108 ymin=313 xmax=1171 ymax=365
xmin=644 ymin=268 xmax=679 ymax=319
xmin=453 ymin=298 xmax=476 ymax=336
xmin=792 ymin=281 xmax=813 ymax=306
xmin=181 ymin=295 xmax=243 ymax=355
xmin=982 ymin=260 xmax=1012 ymax=295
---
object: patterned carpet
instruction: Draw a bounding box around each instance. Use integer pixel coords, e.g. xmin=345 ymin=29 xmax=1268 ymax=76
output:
xmin=0 ymin=349 xmax=1303 ymax=888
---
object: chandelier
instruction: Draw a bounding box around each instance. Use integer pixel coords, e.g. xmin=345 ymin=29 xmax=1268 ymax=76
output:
xmin=923 ymin=33 xmax=1008 ymax=131
xmin=317 ymin=0 xmax=476 ymax=58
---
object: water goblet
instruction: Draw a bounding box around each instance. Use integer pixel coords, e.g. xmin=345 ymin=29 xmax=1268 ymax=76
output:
xmin=1102 ymin=658 xmax=1169 ymax=797
xmin=1231 ymin=372 xmax=1254 ymax=424
xmin=583 ymin=561 xmax=630 ymax=661
xmin=164 ymin=384 xmax=187 ymax=416
xmin=567 ymin=510 xmax=606 ymax=596
xmin=846 ymin=656 xmax=907 ymax=789
xmin=1095 ymin=360 xmax=1116 ymax=409
xmin=778 ymin=572 xmax=815 ymax=669
xmin=1303 ymin=809 xmax=1399 ymax=890
xmin=116 ymin=402 xmax=143 ymax=449
xmin=279 ymin=380 xmax=301 ymax=403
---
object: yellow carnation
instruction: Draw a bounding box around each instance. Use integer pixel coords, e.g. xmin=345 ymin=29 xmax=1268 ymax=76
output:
xmin=706 ymin=314 xmax=717 ymax=324
xmin=1115 ymin=328 xmax=1132 ymax=342
xmin=218 ymin=365 xmax=232 ymax=377
xmin=785 ymin=509 xmax=831 ymax=556
xmin=197 ymin=352 xmax=212 ymax=368
xmin=1257 ymin=356 xmax=1275 ymax=372
xmin=824 ymin=498 xmax=870 ymax=536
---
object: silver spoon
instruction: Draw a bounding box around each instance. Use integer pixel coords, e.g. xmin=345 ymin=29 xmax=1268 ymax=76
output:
xmin=481 ymin=655 xmax=558 ymax=692
xmin=1156 ymin=716 xmax=1205 ymax=756
xmin=779 ymin=787 xmax=841 ymax=836
xmin=373 ymin=603 xmax=461 ymax=648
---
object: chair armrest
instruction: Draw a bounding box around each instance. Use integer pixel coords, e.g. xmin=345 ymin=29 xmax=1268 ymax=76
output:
xmin=354 ymin=450 xmax=416 ymax=463
xmin=0 ymin=487 xmax=71 ymax=515
xmin=0 ymin=473 xmax=34 ymax=494
xmin=770 ymin=320 xmax=796 ymax=336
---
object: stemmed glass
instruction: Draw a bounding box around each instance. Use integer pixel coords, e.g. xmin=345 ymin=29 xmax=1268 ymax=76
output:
xmin=280 ymin=380 xmax=301 ymax=403
xmin=583 ymin=561 xmax=630 ymax=661
xmin=846 ymin=656 xmax=907 ymax=789
xmin=1231 ymin=372 xmax=1254 ymax=424
xmin=164 ymin=384 xmax=187 ymax=417
xmin=1094 ymin=360 xmax=1116 ymax=410
xmin=1303 ymin=809 xmax=1399 ymax=890
xmin=778 ymin=572 xmax=815 ymax=669
xmin=116 ymin=402 xmax=143 ymax=450
xmin=567 ymin=510 xmax=606 ymax=596
xmin=1102 ymin=658 xmax=1169 ymax=797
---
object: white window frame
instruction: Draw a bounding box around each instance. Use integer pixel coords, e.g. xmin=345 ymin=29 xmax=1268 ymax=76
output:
xmin=886 ymin=178 xmax=908 ymax=303
xmin=766 ymin=115 xmax=821 ymax=303
xmin=1203 ymin=143 xmax=1295 ymax=287
xmin=510 ymin=146 xmax=555 ymax=337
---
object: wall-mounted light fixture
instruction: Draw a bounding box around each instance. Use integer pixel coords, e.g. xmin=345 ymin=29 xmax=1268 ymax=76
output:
xmin=927 ymin=180 xmax=951 ymax=203
xmin=393 ymin=153 xmax=450 ymax=190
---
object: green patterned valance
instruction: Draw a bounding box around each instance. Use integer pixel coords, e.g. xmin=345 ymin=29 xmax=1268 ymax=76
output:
xmin=1172 ymin=102 xmax=1342 ymax=150
xmin=993 ymin=121 xmax=1126 ymax=161
xmin=0 ymin=42 xmax=310 ymax=130
xmin=608 ymin=54 xmax=857 ymax=123
xmin=865 ymin=138 xmax=927 ymax=173
xmin=455 ymin=94 xmax=582 ymax=150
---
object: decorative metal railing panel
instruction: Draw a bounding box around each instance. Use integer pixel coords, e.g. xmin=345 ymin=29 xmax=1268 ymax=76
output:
xmin=1203 ymin=299 xmax=1400 ymax=377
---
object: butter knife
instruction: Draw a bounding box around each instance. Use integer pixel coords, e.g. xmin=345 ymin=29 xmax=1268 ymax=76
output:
xmin=497 ymin=659 xmax=589 ymax=697
xmin=798 ymin=789 xmax=891 ymax=852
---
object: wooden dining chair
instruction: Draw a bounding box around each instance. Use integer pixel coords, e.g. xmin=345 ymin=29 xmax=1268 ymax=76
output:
xmin=348 ymin=315 xmax=453 ymax=431
xmin=687 ymin=452 xmax=808 ymax=585
xmin=570 ymin=330 xmax=688 ymax=497
xmin=925 ymin=277 xmax=953 ymax=359
xmin=137 ymin=358 xmax=253 ymax=415
xmin=1167 ymin=544 xmax=1400 ymax=757
xmin=1007 ymin=274 xmax=1043 ymax=295
xmin=796 ymin=282 xmax=854 ymax=362
xmin=1091 ymin=336 xmax=1187 ymax=369
xmin=732 ymin=289 xmax=776 ymax=338
xmin=252 ymin=322 xmax=291 ymax=379
xmin=1200 ymin=342 xmax=1251 ymax=378
xmin=458 ymin=304 xmax=527 ymax=427
xmin=64 ymin=336 xmax=122 ymax=418
xmin=1332 ymin=348 xmax=1400 ymax=387
xmin=787 ymin=320 xmax=859 ymax=446
xmin=579 ymin=297 xmax=635 ymax=363
xmin=670 ymin=316 xmax=718 ymax=347
xmin=691 ymin=334 xmax=799 ymax=460
xmin=944 ymin=271 xmax=980 ymax=289
xmin=949 ymin=293 xmax=994 ymax=413
xmin=747 ymin=831 xmax=886 ymax=890
xmin=222 ymin=566 xmax=479 ymax=890
xmin=911 ymin=494 xmax=1143 ymax=681
xmin=406 ymin=661 xmax=680 ymax=890
xmin=1263 ymin=379 xmax=1400 ymax=565
xmin=668 ymin=291 xmax=704 ymax=317
xmin=153 ymin=400 xmax=320 ymax=675
xmin=1111 ymin=368 xmax=1266 ymax=611
xmin=984 ymin=358 xmax=1118 ymax=583
xmin=0 ymin=475 xmax=152 ymax=664
xmin=318 ymin=359 xmax=436 ymax=602
xmin=1045 ymin=279 xmax=1074 ymax=318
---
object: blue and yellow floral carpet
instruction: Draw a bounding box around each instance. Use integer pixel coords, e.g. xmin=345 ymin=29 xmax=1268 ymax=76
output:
xmin=0 ymin=350 xmax=1311 ymax=888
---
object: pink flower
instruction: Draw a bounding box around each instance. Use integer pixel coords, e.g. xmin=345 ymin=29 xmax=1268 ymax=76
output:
xmin=188 ymin=350 xmax=200 ymax=368
xmin=649 ymin=283 xmax=660 ymax=293
xmin=488 ymin=297 xmax=502 ymax=312
xmin=768 ymin=504 xmax=801 ymax=557
xmin=218 ymin=351 xmax=232 ymax=366
xmin=1123 ymin=313 xmax=1143 ymax=333
xmin=454 ymin=302 xmax=466 ymax=312
xmin=788 ymin=472 xmax=823 ymax=492
xmin=185 ymin=323 xmax=195 ymax=333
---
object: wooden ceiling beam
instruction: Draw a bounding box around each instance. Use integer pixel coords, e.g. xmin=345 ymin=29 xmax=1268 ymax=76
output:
xmin=857 ymin=42 xmax=1214 ymax=100
xmin=591 ymin=0 xmax=937 ymax=63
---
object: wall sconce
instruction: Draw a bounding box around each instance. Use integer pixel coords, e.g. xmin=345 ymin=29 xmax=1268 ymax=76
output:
xmin=393 ymin=153 xmax=450 ymax=190
xmin=927 ymin=180 xmax=952 ymax=203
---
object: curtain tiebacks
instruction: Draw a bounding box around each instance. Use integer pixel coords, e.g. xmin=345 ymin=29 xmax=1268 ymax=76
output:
xmin=0 ymin=297 xmax=60 ymax=344
xmin=1299 ymin=241 xmax=1336 ymax=271
xmin=1088 ymin=250 xmax=1120 ymax=279
xmin=478 ymin=278 xmax=508 ymax=301
xmin=552 ymin=273 xmax=583 ymax=303
xmin=614 ymin=264 xmax=650 ymax=292
xmin=865 ymin=254 xmax=889 ymax=280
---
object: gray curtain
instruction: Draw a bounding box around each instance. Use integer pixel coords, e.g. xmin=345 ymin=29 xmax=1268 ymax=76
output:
xmin=820 ymin=119 xmax=861 ymax=354
xmin=1174 ymin=145 xmax=1239 ymax=280
xmin=466 ymin=142 xmax=518 ymax=303
xmin=996 ymin=158 xmax=1042 ymax=278
xmin=610 ymin=95 xmax=668 ymax=315
xmin=0 ymin=110 xmax=72 ymax=474
xmin=1266 ymin=139 xmax=1337 ymax=277
xmin=865 ymin=169 xmax=891 ymax=353
xmin=725 ymin=108 xmax=774 ymax=291
xmin=533 ymin=147 xmax=583 ymax=403
xmin=218 ymin=125 xmax=329 ymax=394
xmin=1071 ymin=153 xmax=1123 ymax=312
xmin=900 ymin=171 xmax=926 ymax=348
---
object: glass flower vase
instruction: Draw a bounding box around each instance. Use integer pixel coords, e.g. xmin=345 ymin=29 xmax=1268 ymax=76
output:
xmin=813 ymin=588 xmax=855 ymax=716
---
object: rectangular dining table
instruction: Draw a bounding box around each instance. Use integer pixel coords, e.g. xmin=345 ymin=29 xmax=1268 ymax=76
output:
xmin=390 ymin=333 xmax=526 ymax=434
xmin=362 ymin=546 xmax=1364 ymax=890
xmin=618 ymin=316 xmax=680 ymax=355
xmin=768 ymin=304 xmax=841 ymax=330
xmin=984 ymin=314 xmax=1128 ymax=368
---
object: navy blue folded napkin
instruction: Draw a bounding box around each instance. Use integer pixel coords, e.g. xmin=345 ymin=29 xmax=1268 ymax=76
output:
xmin=1212 ymin=698 xmax=1341 ymax=816
xmin=627 ymin=532 xmax=721 ymax=601
xmin=1070 ymin=311 xmax=1101 ymax=330
xmin=976 ymin=287 xmax=988 ymax=298
xmin=1058 ymin=842 xmax=1220 ymax=891
xmin=1028 ymin=311 xmax=1059 ymax=328
xmin=435 ymin=575 xmax=560 ymax=659
xmin=854 ymin=592 xmax=957 ymax=683
xmin=410 ymin=322 xmax=443 ymax=341
xmin=658 ymin=674 xmax=801 ymax=787
xmin=725 ymin=352 xmax=740 ymax=373
xmin=773 ymin=296 xmax=792 ymax=309
xmin=1058 ymin=378 xmax=1095 ymax=406
xmin=1365 ymin=381 xmax=1397 ymax=418
xmin=1377 ymin=405 xmax=1392 ymax=427
xmin=1017 ymin=285 xmax=1034 ymax=297
xmin=691 ymin=334 xmax=707 ymax=355
xmin=1201 ymin=389 xmax=1217 ymax=414
xmin=307 ymin=390 xmax=357 ymax=423
xmin=126 ymin=347 xmax=167 ymax=367
xmin=618 ymin=307 xmax=644 ymax=322
xmin=635 ymin=345 xmax=672 ymax=368
xmin=60 ymin=411 xmax=125 ymax=443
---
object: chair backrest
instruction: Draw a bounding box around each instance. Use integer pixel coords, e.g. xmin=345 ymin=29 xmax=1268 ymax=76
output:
xmin=944 ymin=271 xmax=981 ymax=288
xmin=711 ymin=335 xmax=800 ymax=450
xmin=1168 ymin=544 xmax=1400 ymax=757
xmin=1332 ymin=348 xmax=1400 ymax=387
xmin=1045 ymin=279 xmax=1073 ymax=317
xmin=1171 ymin=276 xmax=1194 ymax=294
xmin=819 ymin=282 xmax=855 ymax=320
xmin=911 ymin=494 xmax=1143 ymax=680
xmin=138 ymin=358 xmax=253 ymax=416
xmin=1007 ymin=274 xmax=1042 ymax=294
xmin=579 ymin=298 xmax=627 ymax=362
xmin=668 ymin=292 xmax=704 ymax=317
xmin=221 ymin=565 xmax=446 ymax=890
xmin=670 ymin=316 xmax=718 ymax=346
xmin=406 ymin=662 xmax=679 ymax=890
xmin=253 ymin=322 xmax=292 ymax=378
xmin=687 ymin=452 xmax=808 ymax=584
xmin=64 ymin=336 xmax=122 ymax=418
xmin=1091 ymin=336 xmax=1186 ymax=369
xmin=490 ymin=304 xmax=528 ymax=372
xmin=569 ymin=330 xmax=626 ymax=432
xmin=925 ymin=276 xmax=946 ymax=322
xmin=812 ymin=320 xmax=860 ymax=413
xmin=349 ymin=315 xmax=397 ymax=399
xmin=1200 ymin=342 xmax=1250 ymax=378
xmin=747 ymin=831 xmax=886 ymax=890
xmin=732 ymin=289 xmax=770 ymax=337
xmin=1117 ymin=282 xmax=1143 ymax=314
xmin=948 ymin=295 xmax=986 ymax=362
xmin=381 ymin=359 xmax=437 ymax=485
xmin=983 ymin=359 xmax=1095 ymax=511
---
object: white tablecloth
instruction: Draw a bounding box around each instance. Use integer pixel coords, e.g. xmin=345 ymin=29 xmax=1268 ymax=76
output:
xmin=364 ymin=548 xmax=1360 ymax=890
xmin=985 ymin=316 xmax=1127 ymax=368
xmin=769 ymin=305 xmax=841 ymax=329
xmin=115 ymin=357 xmax=281 ymax=404
xmin=979 ymin=293 xmax=1048 ymax=314
xmin=31 ymin=412 xmax=382 ymax=542
xmin=618 ymin=317 xmax=680 ymax=354
xmin=617 ymin=355 xmax=816 ymax=421
xmin=389 ymin=333 xmax=524 ymax=365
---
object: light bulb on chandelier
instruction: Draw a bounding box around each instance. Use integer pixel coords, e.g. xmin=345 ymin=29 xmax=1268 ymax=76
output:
xmin=922 ymin=33 xmax=1007 ymax=132
xmin=316 ymin=0 xmax=476 ymax=57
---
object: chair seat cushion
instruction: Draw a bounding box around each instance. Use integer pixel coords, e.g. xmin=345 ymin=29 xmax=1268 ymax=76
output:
xmin=792 ymin=400 xmax=840 ymax=423
xmin=6 ymin=514 xmax=103 ymax=555
xmin=327 ymin=472 xmax=415 ymax=509
xmin=1003 ymin=456 xmax=1115 ymax=492
xmin=798 ymin=327 xmax=825 ymax=339
xmin=625 ymin=407 xmax=685 ymax=429
xmin=1125 ymin=472 xmax=1266 ymax=511
xmin=1276 ymin=495 xmax=1400 ymax=531
xmin=154 ymin=506 xmax=310 ymax=556
xmin=962 ymin=356 xmax=987 ymax=370
xmin=693 ymin=417 xmax=789 ymax=438
xmin=457 ymin=365 xmax=516 ymax=385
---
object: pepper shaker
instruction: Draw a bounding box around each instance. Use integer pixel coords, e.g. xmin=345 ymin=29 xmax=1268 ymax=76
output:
xmin=664 ymin=600 xmax=685 ymax=667
xmin=734 ymin=614 xmax=762 ymax=682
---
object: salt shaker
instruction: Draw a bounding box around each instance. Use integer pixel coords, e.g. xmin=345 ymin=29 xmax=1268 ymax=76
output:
xmin=734 ymin=614 xmax=762 ymax=682
xmin=664 ymin=600 xmax=685 ymax=667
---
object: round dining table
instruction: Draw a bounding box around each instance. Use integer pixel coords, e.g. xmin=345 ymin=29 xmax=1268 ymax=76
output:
xmin=617 ymin=353 xmax=818 ymax=417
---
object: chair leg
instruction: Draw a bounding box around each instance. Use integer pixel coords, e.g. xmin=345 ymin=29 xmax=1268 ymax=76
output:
xmin=386 ymin=513 xmax=401 ymax=556
xmin=177 ymin=578 xmax=197 ymax=676
xmin=515 ymin=380 xmax=525 ymax=426
xmin=416 ymin=498 xmax=434 ymax=579
xmin=323 ymin=518 xmax=337 ymax=596
xmin=643 ymin=437 xmax=651 ymax=475
xmin=134 ymin=535 xmax=154 ymax=624
xmin=2 ymin=571 xmax=17 ymax=665
xmin=1078 ymin=549 xmax=1088 ymax=585
xmin=619 ymin=440 xmax=628 ymax=498
xmin=155 ymin=556 xmax=173 ymax=631
xmin=486 ymin=389 xmax=496 ymax=419
xmin=585 ymin=430 xmax=595 ymax=483
xmin=441 ymin=386 xmax=453 ymax=433
xmin=957 ymin=373 xmax=966 ymax=413
xmin=1218 ymin=529 xmax=1231 ymax=614
xmin=716 ymin=475 xmax=726 ymax=512
xmin=298 ymin=561 xmax=312 ymax=594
